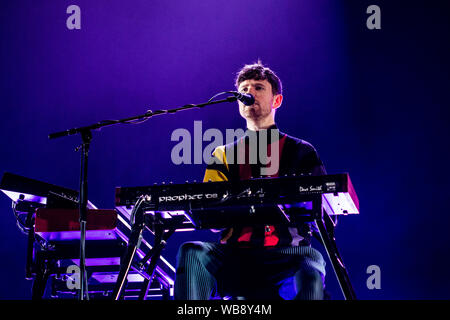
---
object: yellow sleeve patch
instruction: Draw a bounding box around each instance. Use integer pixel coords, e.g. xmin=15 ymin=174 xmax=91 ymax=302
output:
xmin=203 ymin=169 xmax=228 ymax=182
xmin=212 ymin=146 xmax=228 ymax=170
xmin=203 ymin=146 xmax=229 ymax=182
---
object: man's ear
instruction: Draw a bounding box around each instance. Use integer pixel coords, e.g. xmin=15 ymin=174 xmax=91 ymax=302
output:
xmin=272 ymin=94 xmax=283 ymax=110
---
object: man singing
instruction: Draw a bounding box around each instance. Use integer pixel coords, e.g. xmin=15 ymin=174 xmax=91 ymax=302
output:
xmin=174 ymin=61 xmax=327 ymax=300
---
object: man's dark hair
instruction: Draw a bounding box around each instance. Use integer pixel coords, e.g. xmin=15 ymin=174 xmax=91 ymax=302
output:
xmin=235 ymin=60 xmax=282 ymax=95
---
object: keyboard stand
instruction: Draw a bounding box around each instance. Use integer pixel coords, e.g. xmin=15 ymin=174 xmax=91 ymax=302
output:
xmin=112 ymin=209 xmax=181 ymax=300
xmin=312 ymin=196 xmax=357 ymax=300
xmin=112 ymin=203 xmax=145 ymax=300
xmin=113 ymin=196 xmax=357 ymax=300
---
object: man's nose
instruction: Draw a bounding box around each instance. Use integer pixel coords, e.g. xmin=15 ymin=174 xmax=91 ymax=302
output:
xmin=248 ymin=86 xmax=257 ymax=96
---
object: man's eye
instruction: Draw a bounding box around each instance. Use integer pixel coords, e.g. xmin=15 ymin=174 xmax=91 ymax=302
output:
xmin=256 ymin=86 xmax=263 ymax=90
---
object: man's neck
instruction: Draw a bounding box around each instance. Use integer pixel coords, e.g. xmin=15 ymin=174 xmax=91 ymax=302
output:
xmin=246 ymin=119 xmax=276 ymax=131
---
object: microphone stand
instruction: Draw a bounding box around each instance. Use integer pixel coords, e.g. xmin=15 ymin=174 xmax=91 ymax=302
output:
xmin=48 ymin=94 xmax=238 ymax=300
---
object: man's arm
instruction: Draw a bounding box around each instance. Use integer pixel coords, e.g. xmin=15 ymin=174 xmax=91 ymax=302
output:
xmin=203 ymin=146 xmax=230 ymax=182
xmin=203 ymin=146 xmax=230 ymax=233
xmin=296 ymin=141 xmax=327 ymax=176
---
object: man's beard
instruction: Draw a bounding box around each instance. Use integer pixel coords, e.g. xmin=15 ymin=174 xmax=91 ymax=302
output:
xmin=242 ymin=103 xmax=270 ymax=121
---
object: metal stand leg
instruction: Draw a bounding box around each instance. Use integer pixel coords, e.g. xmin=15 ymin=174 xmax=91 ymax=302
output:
xmin=138 ymin=227 xmax=175 ymax=300
xmin=312 ymin=197 xmax=357 ymax=300
xmin=31 ymin=254 xmax=51 ymax=300
xmin=112 ymin=217 xmax=145 ymax=300
xmin=78 ymin=130 xmax=92 ymax=301
xmin=25 ymin=213 xmax=35 ymax=280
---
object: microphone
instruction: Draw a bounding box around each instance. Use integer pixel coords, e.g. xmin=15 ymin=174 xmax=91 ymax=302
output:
xmin=230 ymin=91 xmax=255 ymax=106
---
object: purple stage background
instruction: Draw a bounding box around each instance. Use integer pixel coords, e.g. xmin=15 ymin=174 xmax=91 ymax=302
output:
xmin=1 ymin=0 xmax=449 ymax=299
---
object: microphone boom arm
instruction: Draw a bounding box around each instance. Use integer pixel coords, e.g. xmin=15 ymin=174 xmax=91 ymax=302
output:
xmin=48 ymin=95 xmax=238 ymax=139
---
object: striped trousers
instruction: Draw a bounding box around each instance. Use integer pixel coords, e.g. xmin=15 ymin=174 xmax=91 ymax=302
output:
xmin=174 ymin=242 xmax=326 ymax=300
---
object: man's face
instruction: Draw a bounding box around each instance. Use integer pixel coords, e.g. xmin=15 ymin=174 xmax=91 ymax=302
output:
xmin=237 ymin=79 xmax=280 ymax=123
